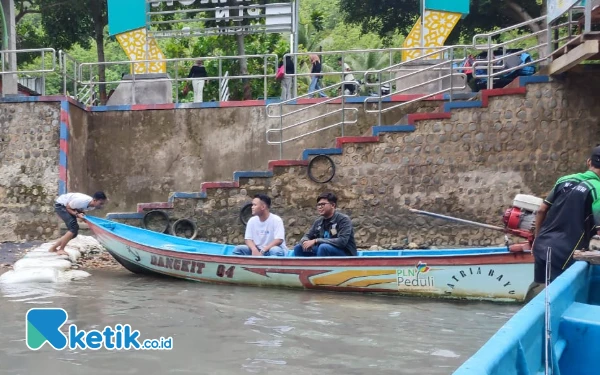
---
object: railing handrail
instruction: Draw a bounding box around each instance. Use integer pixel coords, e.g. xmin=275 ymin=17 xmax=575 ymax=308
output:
xmin=356 ymin=45 xmax=469 ymax=127
xmin=472 ymin=16 xmax=546 ymax=45
xmin=363 ymin=60 xmax=467 ymax=119
xmin=282 ymin=46 xmax=455 ymax=58
xmin=77 ymin=53 xmax=278 ymax=72
xmin=365 ymin=57 xmax=465 ymax=89
xmin=0 ymin=47 xmax=56 ymax=54
xmin=77 ymin=73 xmax=274 ymax=86
xmin=0 ymin=47 xmax=57 ymax=75
xmin=361 ymin=45 xmax=471 ymax=76
xmin=265 ymin=80 xmax=360 ymax=158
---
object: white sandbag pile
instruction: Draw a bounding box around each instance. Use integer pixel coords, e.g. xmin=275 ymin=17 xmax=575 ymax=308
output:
xmin=0 ymin=235 xmax=105 ymax=284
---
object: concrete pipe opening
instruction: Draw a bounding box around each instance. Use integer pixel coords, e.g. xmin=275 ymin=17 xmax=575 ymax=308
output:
xmin=142 ymin=210 xmax=170 ymax=233
xmin=171 ymin=218 xmax=198 ymax=240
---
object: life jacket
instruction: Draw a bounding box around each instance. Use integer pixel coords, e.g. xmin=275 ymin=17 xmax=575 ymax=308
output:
xmin=519 ymin=52 xmax=536 ymax=76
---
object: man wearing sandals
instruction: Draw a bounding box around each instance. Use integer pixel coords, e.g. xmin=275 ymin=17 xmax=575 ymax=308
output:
xmin=48 ymin=191 xmax=108 ymax=255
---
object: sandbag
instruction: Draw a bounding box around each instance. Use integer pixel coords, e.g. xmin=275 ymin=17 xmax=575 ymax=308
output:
xmin=64 ymin=235 xmax=104 ymax=255
xmin=21 ymin=252 xmax=69 ymax=260
xmin=63 ymin=248 xmax=82 ymax=263
xmin=0 ymin=269 xmax=59 ymax=284
xmin=13 ymin=258 xmax=72 ymax=272
xmin=58 ymin=270 xmax=91 ymax=282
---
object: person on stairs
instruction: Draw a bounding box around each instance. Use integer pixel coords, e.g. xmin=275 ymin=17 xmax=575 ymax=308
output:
xmin=308 ymin=54 xmax=327 ymax=98
xmin=280 ymin=56 xmax=295 ymax=101
xmin=187 ymin=60 xmax=208 ymax=102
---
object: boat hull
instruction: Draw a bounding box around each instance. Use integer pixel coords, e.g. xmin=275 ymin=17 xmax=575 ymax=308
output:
xmin=453 ymin=261 xmax=600 ymax=374
xmin=86 ymin=217 xmax=534 ymax=302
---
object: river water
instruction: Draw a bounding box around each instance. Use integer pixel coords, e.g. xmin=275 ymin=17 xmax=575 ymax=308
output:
xmin=0 ymin=269 xmax=518 ymax=375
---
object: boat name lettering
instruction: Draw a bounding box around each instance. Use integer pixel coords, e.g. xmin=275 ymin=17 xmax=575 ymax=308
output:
xmin=446 ymin=267 xmax=516 ymax=295
xmin=150 ymin=255 xmax=206 ymax=274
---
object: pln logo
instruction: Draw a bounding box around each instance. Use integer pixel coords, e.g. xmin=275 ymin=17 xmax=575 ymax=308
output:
xmin=415 ymin=261 xmax=430 ymax=274
xmin=397 ymin=261 xmax=436 ymax=290
xmin=26 ymin=308 xmax=173 ymax=351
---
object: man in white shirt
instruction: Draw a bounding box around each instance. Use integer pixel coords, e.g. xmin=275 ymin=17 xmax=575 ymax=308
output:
xmin=232 ymin=194 xmax=287 ymax=256
xmin=337 ymin=57 xmax=356 ymax=95
xmin=49 ymin=191 xmax=108 ymax=255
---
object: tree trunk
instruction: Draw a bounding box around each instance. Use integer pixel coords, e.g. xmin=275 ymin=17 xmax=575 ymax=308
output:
xmin=90 ymin=0 xmax=107 ymax=104
xmin=504 ymin=0 xmax=550 ymax=60
xmin=236 ymin=32 xmax=252 ymax=100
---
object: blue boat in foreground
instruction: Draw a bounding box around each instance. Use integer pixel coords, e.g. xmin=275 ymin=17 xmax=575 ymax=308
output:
xmin=453 ymin=259 xmax=600 ymax=375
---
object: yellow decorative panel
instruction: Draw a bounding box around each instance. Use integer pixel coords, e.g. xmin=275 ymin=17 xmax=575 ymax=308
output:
xmin=402 ymin=11 xmax=462 ymax=61
xmin=116 ymin=28 xmax=167 ymax=74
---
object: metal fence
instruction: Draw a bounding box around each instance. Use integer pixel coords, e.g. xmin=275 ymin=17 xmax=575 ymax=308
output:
xmin=0 ymin=48 xmax=56 ymax=95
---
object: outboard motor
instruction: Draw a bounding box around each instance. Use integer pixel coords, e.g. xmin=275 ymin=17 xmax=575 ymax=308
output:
xmin=502 ymin=194 xmax=544 ymax=243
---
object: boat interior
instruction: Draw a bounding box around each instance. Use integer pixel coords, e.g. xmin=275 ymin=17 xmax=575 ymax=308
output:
xmin=87 ymin=216 xmax=514 ymax=258
xmin=453 ymin=261 xmax=600 ymax=375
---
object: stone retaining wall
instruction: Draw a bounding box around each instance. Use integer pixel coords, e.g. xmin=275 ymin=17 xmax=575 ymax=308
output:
xmin=0 ymin=102 xmax=61 ymax=242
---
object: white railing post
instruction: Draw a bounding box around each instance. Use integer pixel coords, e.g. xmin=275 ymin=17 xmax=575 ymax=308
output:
xmin=377 ymin=71 xmax=382 ymax=127
xmin=279 ymin=102 xmax=283 ymax=159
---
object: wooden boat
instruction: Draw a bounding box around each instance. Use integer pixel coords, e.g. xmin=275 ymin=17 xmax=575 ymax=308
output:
xmin=85 ymin=216 xmax=534 ymax=302
xmin=452 ymin=259 xmax=600 ymax=374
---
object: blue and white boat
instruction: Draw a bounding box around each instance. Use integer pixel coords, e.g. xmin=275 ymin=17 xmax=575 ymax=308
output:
xmin=85 ymin=216 xmax=534 ymax=302
xmin=453 ymin=259 xmax=600 ymax=374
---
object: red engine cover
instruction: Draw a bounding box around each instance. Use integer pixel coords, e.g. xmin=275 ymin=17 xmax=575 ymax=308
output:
xmin=503 ymin=207 xmax=522 ymax=230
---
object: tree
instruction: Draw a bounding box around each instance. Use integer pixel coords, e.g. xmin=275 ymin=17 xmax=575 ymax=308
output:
xmin=37 ymin=0 xmax=108 ymax=101
xmin=338 ymin=0 xmax=547 ymax=43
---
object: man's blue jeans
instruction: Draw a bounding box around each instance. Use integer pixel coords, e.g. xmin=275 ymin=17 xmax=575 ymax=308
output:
xmin=293 ymin=243 xmax=348 ymax=257
xmin=233 ymin=245 xmax=286 ymax=257
xmin=308 ymin=77 xmax=327 ymax=98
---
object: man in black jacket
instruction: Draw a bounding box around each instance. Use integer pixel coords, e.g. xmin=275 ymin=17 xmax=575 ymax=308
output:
xmin=187 ymin=60 xmax=208 ymax=102
xmin=293 ymin=192 xmax=357 ymax=257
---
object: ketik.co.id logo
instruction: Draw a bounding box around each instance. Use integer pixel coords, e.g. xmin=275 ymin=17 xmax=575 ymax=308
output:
xmin=26 ymin=308 xmax=173 ymax=350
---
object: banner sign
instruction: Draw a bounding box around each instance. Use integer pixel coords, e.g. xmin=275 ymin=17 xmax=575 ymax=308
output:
xmin=547 ymin=0 xmax=582 ymax=23
xmin=147 ymin=0 xmax=294 ymax=38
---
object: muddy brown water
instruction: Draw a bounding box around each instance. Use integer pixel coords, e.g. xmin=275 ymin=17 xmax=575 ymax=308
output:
xmin=0 ymin=268 xmax=518 ymax=374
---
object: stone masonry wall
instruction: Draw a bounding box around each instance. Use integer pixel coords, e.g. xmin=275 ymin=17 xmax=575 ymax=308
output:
xmin=85 ymin=101 xmax=437 ymax=214
xmin=169 ymin=73 xmax=600 ymax=249
xmin=0 ymin=98 xmax=439 ymax=242
xmin=0 ymin=102 xmax=61 ymax=242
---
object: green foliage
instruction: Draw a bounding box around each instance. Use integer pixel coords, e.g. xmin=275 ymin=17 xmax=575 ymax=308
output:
xmin=15 ymin=0 xmax=548 ymax=100
xmin=39 ymin=0 xmax=96 ymax=50
xmin=338 ymin=0 xmax=546 ymax=43
xmin=161 ymin=33 xmax=288 ymax=101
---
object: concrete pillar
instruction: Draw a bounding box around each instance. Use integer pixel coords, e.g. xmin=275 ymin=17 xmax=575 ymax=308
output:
xmin=1 ymin=0 xmax=17 ymax=96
